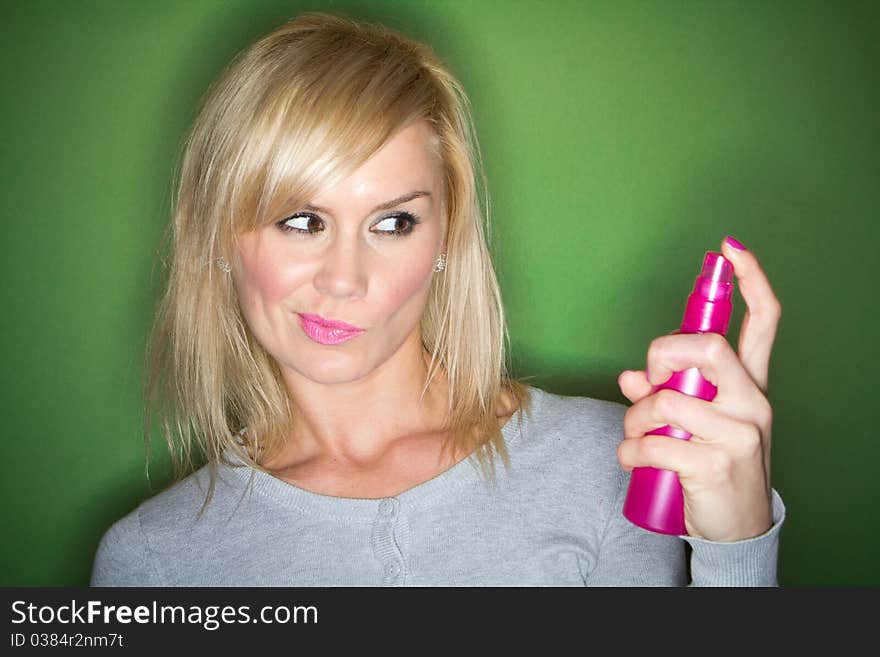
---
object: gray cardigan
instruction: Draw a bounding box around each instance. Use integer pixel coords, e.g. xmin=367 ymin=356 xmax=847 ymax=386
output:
xmin=90 ymin=385 xmax=785 ymax=586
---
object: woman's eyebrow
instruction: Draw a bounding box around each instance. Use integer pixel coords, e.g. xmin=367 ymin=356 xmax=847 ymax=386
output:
xmin=302 ymin=190 xmax=431 ymax=214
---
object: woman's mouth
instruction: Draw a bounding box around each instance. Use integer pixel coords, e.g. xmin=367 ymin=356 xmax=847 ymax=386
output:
xmin=297 ymin=313 xmax=365 ymax=345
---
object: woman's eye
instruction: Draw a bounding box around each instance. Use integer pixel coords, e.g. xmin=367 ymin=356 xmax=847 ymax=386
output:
xmin=373 ymin=212 xmax=419 ymax=236
xmin=277 ymin=213 xmax=323 ymax=234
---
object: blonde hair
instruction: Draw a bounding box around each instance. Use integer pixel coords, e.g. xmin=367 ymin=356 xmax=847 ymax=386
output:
xmin=144 ymin=11 xmax=533 ymax=515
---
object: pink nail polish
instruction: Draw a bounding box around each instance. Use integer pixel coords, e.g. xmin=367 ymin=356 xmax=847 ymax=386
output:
xmin=724 ymin=235 xmax=747 ymax=251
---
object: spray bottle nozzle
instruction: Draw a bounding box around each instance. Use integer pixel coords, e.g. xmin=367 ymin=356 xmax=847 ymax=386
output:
xmin=693 ymin=251 xmax=734 ymax=304
xmin=700 ymin=252 xmax=734 ymax=284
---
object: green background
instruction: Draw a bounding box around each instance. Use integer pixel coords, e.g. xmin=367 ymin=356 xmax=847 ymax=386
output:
xmin=2 ymin=0 xmax=877 ymax=586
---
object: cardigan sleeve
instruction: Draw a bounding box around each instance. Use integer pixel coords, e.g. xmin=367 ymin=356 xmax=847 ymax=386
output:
xmin=681 ymin=487 xmax=786 ymax=587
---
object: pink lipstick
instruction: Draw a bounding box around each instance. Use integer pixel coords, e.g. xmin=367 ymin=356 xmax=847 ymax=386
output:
xmin=297 ymin=313 xmax=364 ymax=346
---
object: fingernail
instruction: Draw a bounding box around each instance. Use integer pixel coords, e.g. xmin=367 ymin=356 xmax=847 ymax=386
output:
xmin=724 ymin=235 xmax=747 ymax=251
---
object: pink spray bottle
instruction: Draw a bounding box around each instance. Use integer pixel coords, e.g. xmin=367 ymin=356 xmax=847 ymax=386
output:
xmin=622 ymin=251 xmax=735 ymax=535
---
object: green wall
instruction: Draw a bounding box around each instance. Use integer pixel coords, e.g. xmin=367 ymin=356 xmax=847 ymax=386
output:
xmin=2 ymin=0 xmax=877 ymax=586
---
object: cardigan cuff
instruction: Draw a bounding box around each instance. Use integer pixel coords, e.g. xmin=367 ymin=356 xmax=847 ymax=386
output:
xmin=682 ymin=488 xmax=786 ymax=586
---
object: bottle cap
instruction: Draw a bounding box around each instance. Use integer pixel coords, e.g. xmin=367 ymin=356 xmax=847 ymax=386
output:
xmin=694 ymin=252 xmax=733 ymax=303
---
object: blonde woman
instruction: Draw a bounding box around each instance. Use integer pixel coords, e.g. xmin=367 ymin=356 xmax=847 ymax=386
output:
xmin=90 ymin=12 xmax=784 ymax=586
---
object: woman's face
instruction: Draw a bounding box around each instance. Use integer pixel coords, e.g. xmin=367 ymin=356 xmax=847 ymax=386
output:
xmin=232 ymin=121 xmax=446 ymax=385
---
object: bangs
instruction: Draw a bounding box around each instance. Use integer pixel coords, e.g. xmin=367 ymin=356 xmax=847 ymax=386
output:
xmin=225 ymin=26 xmax=440 ymax=236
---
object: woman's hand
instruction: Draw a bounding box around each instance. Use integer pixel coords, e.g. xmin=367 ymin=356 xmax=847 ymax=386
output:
xmin=616 ymin=238 xmax=782 ymax=542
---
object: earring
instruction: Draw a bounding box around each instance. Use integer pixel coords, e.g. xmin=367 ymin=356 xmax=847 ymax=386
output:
xmin=216 ymin=257 xmax=231 ymax=273
xmin=433 ymin=252 xmax=447 ymax=273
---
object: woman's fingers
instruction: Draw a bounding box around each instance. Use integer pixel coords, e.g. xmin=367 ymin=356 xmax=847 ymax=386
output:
xmin=719 ymin=238 xmax=782 ymax=394
xmin=618 ymin=329 xmax=680 ymax=403
xmin=621 ymin=389 xmax=765 ymax=463
xmin=617 ymin=432 xmax=755 ymax=493
xmin=645 ymin=332 xmax=741 ymax=390
xmin=617 ymin=431 xmax=701 ymax=474
xmin=643 ymin=332 xmax=770 ymax=431
xmin=618 ymin=370 xmax=652 ymax=404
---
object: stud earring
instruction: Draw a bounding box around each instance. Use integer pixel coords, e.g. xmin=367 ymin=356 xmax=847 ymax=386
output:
xmin=433 ymin=252 xmax=447 ymax=273
xmin=216 ymin=257 xmax=231 ymax=273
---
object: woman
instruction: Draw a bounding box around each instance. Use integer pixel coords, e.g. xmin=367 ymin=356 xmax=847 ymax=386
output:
xmin=90 ymin=12 xmax=784 ymax=586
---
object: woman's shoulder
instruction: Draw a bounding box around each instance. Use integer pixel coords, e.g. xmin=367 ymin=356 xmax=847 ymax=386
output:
xmin=90 ymin=462 xmax=252 ymax=585
xmin=523 ymin=384 xmax=628 ymax=443
xmin=504 ymin=385 xmax=630 ymax=529
xmin=517 ymin=384 xmax=629 ymax=474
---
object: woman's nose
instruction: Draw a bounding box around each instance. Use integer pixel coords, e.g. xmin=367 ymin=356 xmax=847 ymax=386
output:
xmin=313 ymin=235 xmax=368 ymax=300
